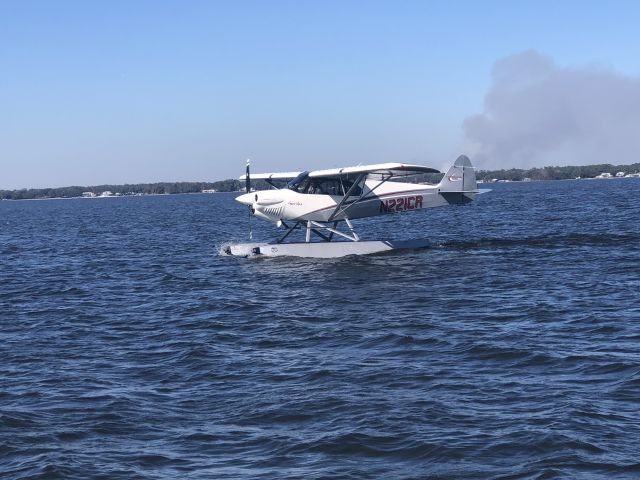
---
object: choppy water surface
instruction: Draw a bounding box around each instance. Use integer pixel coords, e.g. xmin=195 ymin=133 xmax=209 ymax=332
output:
xmin=1 ymin=179 xmax=639 ymax=479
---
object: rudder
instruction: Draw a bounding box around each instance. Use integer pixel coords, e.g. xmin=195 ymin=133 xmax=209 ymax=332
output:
xmin=439 ymin=155 xmax=476 ymax=191
xmin=438 ymin=155 xmax=477 ymax=204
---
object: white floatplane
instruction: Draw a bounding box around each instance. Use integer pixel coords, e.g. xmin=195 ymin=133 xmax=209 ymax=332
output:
xmin=223 ymin=155 xmax=488 ymax=258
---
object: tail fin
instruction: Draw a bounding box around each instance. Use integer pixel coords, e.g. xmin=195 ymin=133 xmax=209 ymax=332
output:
xmin=438 ymin=155 xmax=477 ymax=204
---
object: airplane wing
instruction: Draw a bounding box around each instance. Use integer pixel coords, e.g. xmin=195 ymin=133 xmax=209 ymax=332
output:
xmin=308 ymin=162 xmax=440 ymax=179
xmin=238 ymin=172 xmax=302 ymax=181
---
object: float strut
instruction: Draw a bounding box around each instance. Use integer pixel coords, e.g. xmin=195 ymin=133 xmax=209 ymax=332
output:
xmin=305 ymin=220 xmax=312 ymax=243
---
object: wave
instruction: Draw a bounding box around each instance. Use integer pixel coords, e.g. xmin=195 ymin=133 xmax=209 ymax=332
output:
xmin=437 ymin=232 xmax=640 ymax=250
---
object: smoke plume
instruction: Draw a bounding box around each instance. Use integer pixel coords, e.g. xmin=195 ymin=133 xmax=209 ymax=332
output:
xmin=463 ymin=50 xmax=640 ymax=169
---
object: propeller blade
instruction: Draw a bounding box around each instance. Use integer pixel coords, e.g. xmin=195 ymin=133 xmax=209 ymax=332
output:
xmin=245 ymin=159 xmax=251 ymax=194
xmin=246 ymin=159 xmax=252 ymax=240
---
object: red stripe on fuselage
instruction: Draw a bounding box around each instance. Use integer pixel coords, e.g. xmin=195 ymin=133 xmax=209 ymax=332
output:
xmin=379 ymin=195 xmax=423 ymax=213
xmin=288 ymin=187 xmax=434 ymax=220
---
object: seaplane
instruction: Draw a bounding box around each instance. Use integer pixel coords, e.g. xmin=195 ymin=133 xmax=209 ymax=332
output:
xmin=223 ymin=155 xmax=488 ymax=258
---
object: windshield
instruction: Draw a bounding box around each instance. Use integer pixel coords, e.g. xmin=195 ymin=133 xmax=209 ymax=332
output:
xmin=286 ymin=171 xmax=310 ymax=192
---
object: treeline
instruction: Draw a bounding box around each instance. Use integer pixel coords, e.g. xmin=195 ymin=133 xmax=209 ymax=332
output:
xmin=3 ymin=162 xmax=640 ymax=200
xmin=0 ymin=180 xmax=244 ymax=200
xmin=476 ymin=163 xmax=640 ymax=181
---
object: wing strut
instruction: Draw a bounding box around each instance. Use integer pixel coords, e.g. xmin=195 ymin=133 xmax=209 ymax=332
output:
xmin=327 ymin=173 xmax=365 ymax=222
xmin=327 ymin=173 xmax=393 ymax=222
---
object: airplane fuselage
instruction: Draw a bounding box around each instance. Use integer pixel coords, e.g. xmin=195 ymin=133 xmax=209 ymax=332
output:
xmin=238 ymin=179 xmax=470 ymax=224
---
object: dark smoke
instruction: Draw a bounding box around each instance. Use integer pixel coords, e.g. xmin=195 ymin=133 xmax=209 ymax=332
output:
xmin=464 ymin=50 xmax=640 ymax=169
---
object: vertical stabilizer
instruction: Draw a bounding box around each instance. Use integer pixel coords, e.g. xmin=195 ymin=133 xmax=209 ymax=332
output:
xmin=439 ymin=155 xmax=476 ymax=192
xmin=438 ymin=155 xmax=477 ymax=204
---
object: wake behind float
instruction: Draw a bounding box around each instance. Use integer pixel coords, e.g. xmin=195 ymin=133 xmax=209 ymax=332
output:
xmin=223 ymin=156 xmax=489 ymax=259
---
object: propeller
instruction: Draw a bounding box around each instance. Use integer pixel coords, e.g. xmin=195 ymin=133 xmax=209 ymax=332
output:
xmin=246 ymin=159 xmax=252 ymax=240
xmin=245 ymin=158 xmax=251 ymax=194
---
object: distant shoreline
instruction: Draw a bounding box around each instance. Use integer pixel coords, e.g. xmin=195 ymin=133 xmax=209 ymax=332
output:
xmin=0 ymin=180 xmax=244 ymax=201
xmin=2 ymin=161 xmax=640 ymax=200
xmin=479 ymin=175 xmax=640 ymax=184
xmin=0 ymin=192 xmax=184 ymax=201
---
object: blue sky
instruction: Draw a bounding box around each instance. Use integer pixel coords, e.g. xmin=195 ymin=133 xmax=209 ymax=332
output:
xmin=2 ymin=0 xmax=640 ymax=188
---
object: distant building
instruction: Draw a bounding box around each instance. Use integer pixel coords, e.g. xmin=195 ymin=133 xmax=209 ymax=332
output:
xmin=201 ymin=189 xmax=217 ymax=193
xmin=82 ymin=192 xmax=96 ymax=197
xmin=616 ymin=171 xmax=625 ymax=177
xmin=596 ymin=172 xmax=612 ymax=179
xmin=100 ymin=191 xmax=113 ymax=196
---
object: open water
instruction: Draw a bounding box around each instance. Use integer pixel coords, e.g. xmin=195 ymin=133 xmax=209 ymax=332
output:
xmin=1 ymin=179 xmax=639 ymax=479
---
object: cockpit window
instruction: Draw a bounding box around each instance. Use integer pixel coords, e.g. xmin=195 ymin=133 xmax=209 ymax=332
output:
xmin=286 ymin=171 xmax=310 ymax=192
xmin=288 ymin=173 xmax=362 ymax=196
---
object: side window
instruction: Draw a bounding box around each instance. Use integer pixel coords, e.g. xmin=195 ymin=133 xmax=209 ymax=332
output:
xmin=303 ymin=177 xmax=363 ymax=196
xmin=321 ymin=180 xmax=341 ymax=196
xmin=343 ymin=180 xmax=362 ymax=197
xmin=299 ymin=179 xmax=312 ymax=193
